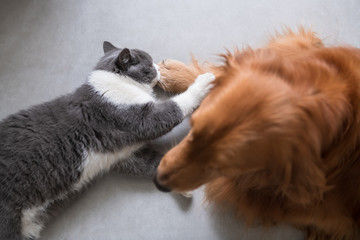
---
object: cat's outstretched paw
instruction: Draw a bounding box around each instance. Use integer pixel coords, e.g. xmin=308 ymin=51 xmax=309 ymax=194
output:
xmin=189 ymin=73 xmax=215 ymax=99
xmin=173 ymin=72 xmax=215 ymax=117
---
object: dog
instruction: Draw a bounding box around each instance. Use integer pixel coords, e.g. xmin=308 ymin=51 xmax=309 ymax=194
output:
xmin=153 ymin=28 xmax=360 ymax=239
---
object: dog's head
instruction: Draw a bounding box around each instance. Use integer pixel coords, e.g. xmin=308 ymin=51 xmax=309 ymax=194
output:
xmin=153 ymin=48 xmax=353 ymax=205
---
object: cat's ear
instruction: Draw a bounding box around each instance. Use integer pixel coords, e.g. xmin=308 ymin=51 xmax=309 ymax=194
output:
xmin=116 ymin=48 xmax=133 ymax=70
xmin=103 ymin=41 xmax=117 ymax=53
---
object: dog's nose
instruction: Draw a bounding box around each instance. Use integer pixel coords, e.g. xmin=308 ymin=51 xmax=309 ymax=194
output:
xmin=153 ymin=171 xmax=172 ymax=193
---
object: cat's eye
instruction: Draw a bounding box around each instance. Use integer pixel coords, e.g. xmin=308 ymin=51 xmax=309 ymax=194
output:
xmin=131 ymin=58 xmax=139 ymax=65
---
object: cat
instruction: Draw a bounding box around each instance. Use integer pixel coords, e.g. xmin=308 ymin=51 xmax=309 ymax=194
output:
xmin=0 ymin=41 xmax=215 ymax=240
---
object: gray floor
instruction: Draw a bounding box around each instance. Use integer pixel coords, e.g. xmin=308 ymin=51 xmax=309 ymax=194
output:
xmin=1 ymin=0 xmax=359 ymax=239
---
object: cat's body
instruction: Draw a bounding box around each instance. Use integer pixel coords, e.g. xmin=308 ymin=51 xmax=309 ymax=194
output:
xmin=0 ymin=42 xmax=214 ymax=240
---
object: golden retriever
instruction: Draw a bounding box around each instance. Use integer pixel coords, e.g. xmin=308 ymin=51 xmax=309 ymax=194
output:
xmin=153 ymin=28 xmax=360 ymax=239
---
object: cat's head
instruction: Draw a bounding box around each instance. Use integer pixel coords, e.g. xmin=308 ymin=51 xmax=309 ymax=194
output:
xmin=94 ymin=41 xmax=160 ymax=87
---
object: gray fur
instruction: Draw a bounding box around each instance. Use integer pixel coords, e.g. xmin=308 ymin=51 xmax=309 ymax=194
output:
xmin=96 ymin=41 xmax=158 ymax=85
xmin=0 ymin=42 xmax=186 ymax=240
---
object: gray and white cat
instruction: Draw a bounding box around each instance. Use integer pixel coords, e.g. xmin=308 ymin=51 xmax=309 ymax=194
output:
xmin=0 ymin=41 xmax=215 ymax=240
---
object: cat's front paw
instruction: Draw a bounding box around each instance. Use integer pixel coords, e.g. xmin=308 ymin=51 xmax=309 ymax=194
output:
xmin=188 ymin=72 xmax=215 ymax=101
xmin=172 ymin=72 xmax=215 ymax=117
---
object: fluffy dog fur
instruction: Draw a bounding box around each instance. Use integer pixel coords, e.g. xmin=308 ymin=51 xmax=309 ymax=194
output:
xmin=154 ymin=28 xmax=360 ymax=239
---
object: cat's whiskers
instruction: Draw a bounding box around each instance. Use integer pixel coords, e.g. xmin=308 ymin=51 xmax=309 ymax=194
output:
xmin=157 ymin=78 xmax=173 ymax=94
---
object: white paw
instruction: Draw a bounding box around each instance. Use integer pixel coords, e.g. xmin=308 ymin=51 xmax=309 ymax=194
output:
xmin=188 ymin=72 xmax=215 ymax=100
xmin=172 ymin=72 xmax=215 ymax=117
xmin=195 ymin=72 xmax=216 ymax=84
xmin=191 ymin=73 xmax=215 ymax=91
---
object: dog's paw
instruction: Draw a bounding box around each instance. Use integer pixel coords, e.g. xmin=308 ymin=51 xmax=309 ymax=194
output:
xmin=159 ymin=59 xmax=186 ymax=72
xmin=180 ymin=191 xmax=193 ymax=198
xmin=158 ymin=59 xmax=170 ymax=70
xmin=158 ymin=59 xmax=184 ymax=77
xmin=157 ymin=59 xmax=197 ymax=93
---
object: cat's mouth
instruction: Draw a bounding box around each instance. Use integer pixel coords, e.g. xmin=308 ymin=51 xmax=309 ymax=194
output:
xmin=151 ymin=64 xmax=161 ymax=87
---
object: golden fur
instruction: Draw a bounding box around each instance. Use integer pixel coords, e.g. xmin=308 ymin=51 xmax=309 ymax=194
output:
xmin=154 ymin=28 xmax=360 ymax=239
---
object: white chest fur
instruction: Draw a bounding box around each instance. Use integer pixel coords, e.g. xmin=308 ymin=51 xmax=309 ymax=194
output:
xmin=88 ymin=70 xmax=155 ymax=105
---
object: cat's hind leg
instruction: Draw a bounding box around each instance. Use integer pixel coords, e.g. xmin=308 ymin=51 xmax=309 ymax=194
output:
xmin=20 ymin=205 xmax=47 ymax=240
xmin=113 ymin=146 xmax=193 ymax=198
xmin=113 ymin=144 xmax=163 ymax=178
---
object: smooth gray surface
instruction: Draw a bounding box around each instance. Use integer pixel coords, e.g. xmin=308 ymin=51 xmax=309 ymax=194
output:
xmin=0 ymin=0 xmax=359 ymax=239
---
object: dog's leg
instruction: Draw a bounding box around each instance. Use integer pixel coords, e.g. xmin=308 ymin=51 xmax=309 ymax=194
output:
xmin=157 ymin=58 xmax=208 ymax=93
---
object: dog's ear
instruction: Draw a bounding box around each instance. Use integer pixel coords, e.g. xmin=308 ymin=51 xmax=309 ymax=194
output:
xmin=264 ymin=137 xmax=327 ymax=205
xmin=278 ymin=83 xmax=351 ymax=205
xmin=212 ymin=126 xmax=327 ymax=206
xmin=277 ymin=141 xmax=327 ymax=206
xmin=227 ymin=118 xmax=327 ymax=206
